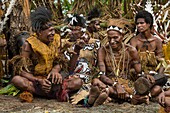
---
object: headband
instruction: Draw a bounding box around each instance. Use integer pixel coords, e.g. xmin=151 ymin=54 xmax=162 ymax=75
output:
xmin=107 ymin=26 xmax=123 ymax=33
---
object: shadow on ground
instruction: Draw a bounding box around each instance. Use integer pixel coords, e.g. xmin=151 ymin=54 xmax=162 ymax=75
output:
xmin=0 ymin=95 xmax=160 ymax=113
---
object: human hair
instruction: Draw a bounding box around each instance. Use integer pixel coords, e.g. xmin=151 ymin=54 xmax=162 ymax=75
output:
xmin=87 ymin=7 xmax=101 ymax=21
xmin=30 ymin=6 xmax=52 ymax=33
xmin=135 ymin=10 xmax=153 ymax=29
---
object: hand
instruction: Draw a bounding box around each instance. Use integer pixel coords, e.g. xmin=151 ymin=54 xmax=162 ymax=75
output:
xmin=158 ymin=91 xmax=165 ymax=107
xmin=38 ymin=79 xmax=51 ymax=93
xmin=74 ymin=39 xmax=85 ymax=51
xmin=145 ymin=74 xmax=155 ymax=84
xmin=116 ymin=84 xmax=126 ymax=99
xmin=47 ymin=70 xmax=62 ymax=84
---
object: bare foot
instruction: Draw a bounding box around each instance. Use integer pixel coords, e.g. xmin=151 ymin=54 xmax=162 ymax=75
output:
xmin=88 ymin=85 xmax=100 ymax=105
xmin=93 ymin=92 xmax=108 ymax=106
xmin=131 ymin=95 xmax=149 ymax=105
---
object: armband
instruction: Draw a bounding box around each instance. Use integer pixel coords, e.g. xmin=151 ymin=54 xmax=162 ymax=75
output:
xmin=132 ymin=60 xmax=140 ymax=65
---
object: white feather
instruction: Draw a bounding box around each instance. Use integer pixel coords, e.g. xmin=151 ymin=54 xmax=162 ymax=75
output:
xmin=162 ymin=10 xmax=169 ymax=23
xmin=145 ymin=0 xmax=158 ymax=31
xmin=162 ymin=1 xmax=170 ymax=9
xmin=165 ymin=20 xmax=170 ymax=33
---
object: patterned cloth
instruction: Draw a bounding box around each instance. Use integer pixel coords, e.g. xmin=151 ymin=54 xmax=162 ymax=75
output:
xmin=26 ymin=34 xmax=60 ymax=76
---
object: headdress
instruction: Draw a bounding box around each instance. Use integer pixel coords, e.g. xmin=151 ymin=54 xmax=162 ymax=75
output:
xmin=65 ymin=13 xmax=86 ymax=28
xmin=87 ymin=7 xmax=101 ymax=22
xmin=107 ymin=19 xmax=125 ymax=34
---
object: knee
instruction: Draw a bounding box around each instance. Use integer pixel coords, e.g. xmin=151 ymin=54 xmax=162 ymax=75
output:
xmin=92 ymin=78 xmax=100 ymax=86
xmin=11 ymin=76 xmax=21 ymax=85
xmin=68 ymin=78 xmax=83 ymax=92
xmin=151 ymin=85 xmax=162 ymax=97
xmin=11 ymin=76 xmax=29 ymax=90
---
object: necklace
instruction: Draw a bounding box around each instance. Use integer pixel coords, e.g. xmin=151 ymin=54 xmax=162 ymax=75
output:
xmin=108 ymin=43 xmax=129 ymax=78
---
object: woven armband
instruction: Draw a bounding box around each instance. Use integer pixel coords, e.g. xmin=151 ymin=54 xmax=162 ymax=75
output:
xmin=132 ymin=60 xmax=140 ymax=65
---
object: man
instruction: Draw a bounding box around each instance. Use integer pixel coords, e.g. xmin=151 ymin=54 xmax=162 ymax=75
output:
xmin=130 ymin=10 xmax=167 ymax=97
xmin=61 ymin=13 xmax=101 ymax=104
xmin=86 ymin=7 xmax=106 ymax=42
xmin=11 ymin=7 xmax=83 ymax=102
xmin=84 ymin=19 xmax=148 ymax=107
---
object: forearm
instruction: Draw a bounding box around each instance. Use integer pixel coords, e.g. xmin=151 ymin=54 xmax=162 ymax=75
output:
xmin=134 ymin=63 xmax=142 ymax=74
xmin=98 ymin=61 xmax=114 ymax=85
xmin=68 ymin=49 xmax=80 ymax=73
xmin=158 ymin=66 xmax=165 ymax=74
xmin=99 ymin=75 xmax=114 ymax=85
xmin=20 ymin=70 xmax=38 ymax=82
xmin=52 ymin=64 xmax=61 ymax=73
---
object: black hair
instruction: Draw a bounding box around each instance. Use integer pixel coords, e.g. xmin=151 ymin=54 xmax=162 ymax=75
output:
xmin=31 ymin=6 xmax=52 ymax=32
xmin=135 ymin=10 xmax=153 ymax=29
xmin=87 ymin=7 xmax=101 ymax=21
xmin=8 ymin=32 xmax=30 ymax=59
xmin=65 ymin=14 xmax=86 ymax=28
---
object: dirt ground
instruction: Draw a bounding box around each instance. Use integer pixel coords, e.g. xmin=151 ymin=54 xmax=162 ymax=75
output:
xmin=0 ymin=94 xmax=161 ymax=113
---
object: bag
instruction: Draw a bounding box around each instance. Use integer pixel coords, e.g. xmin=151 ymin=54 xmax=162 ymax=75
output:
xmin=153 ymin=74 xmax=168 ymax=86
xmin=134 ymin=74 xmax=168 ymax=95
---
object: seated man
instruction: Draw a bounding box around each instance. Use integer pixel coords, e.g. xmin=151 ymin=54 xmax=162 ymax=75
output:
xmin=11 ymin=7 xmax=83 ymax=102
xmin=61 ymin=13 xmax=101 ymax=104
xmin=130 ymin=10 xmax=167 ymax=97
xmin=85 ymin=19 xmax=147 ymax=107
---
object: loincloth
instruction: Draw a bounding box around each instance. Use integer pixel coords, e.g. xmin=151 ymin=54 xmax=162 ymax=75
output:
xmin=112 ymin=77 xmax=134 ymax=95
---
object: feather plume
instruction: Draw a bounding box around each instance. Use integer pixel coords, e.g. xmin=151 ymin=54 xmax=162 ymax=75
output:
xmin=145 ymin=0 xmax=157 ymax=31
xmin=162 ymin=10 xmax=169 ymax=23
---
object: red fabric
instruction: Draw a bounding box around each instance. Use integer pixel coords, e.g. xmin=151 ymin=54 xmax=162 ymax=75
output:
xmin=56 ymin=79 xmax=69 ymax=102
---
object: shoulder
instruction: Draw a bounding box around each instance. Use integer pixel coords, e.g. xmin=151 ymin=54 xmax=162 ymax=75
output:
xmin=130 ymin=35 xmax=140 ymax=42
xmin=98 ymin=46 xmax=105 ymax=51
xmin=22 ymin=41 xmax=33 ymax=52
xmin=98 ymin=45 xmax=107 ymax=54
xmin=153 ymin=35 xmax=163 ymax=43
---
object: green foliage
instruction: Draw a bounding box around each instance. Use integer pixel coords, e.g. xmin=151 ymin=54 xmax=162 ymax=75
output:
xmin=0 ymin=84 xmax=20 ymax=96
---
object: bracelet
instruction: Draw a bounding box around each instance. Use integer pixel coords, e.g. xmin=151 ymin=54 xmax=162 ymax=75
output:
xmin=98 ymin=71 xmax=106 ymax=76
xmin=112 ymin=82 xmax=117 ymax=87
xmin=129 ymin=95 xmax=133 ymax=99
xmin=137 ymin=74 xmax=142 ymax=77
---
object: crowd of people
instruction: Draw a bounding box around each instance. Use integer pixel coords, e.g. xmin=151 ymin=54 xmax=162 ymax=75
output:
xmin=1 ymin=6 xmax=170 ymax=112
